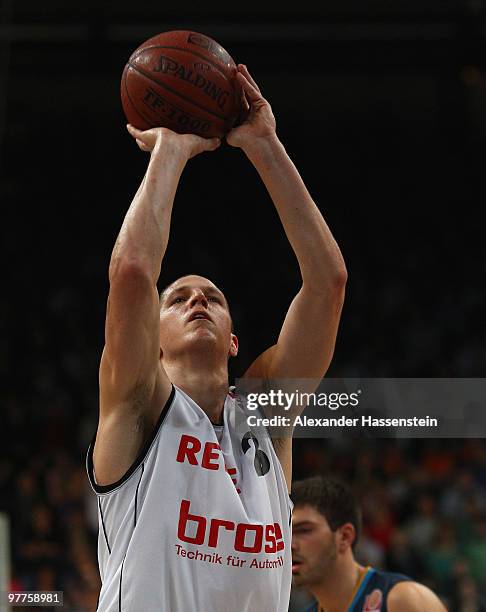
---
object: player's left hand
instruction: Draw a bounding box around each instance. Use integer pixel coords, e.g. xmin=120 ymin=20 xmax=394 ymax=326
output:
xmin=226 ymin=65 xmax=276 ymax=150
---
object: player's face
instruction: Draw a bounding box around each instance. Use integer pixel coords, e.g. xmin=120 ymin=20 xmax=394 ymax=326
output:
xmin=291 ymin=505 xmax=338 ymax=588
xmin=159 ymin=275 xmax=237 ymax=360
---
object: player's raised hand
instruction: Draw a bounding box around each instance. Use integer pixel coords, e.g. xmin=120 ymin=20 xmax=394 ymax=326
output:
xmin=126 ymin=124 xmax=221 ymax=160
xmin=226 ymin=65 xmax=276 ymax=150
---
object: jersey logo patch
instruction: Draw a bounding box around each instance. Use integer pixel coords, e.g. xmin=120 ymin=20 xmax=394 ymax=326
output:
xmin=362 ymin=588 xmax=383 ymax=611
xmin=241 ymin=432 xmax=270 ymax=476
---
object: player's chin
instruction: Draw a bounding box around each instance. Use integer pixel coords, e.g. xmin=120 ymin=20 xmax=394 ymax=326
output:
xmin=186 ymin=328 xmax=220 ymax=346
xmin=189 ymin=327 xmax=217 ymax=339
xmin=291 ymin=573 xmax=306 ymax=588
xmin=292 ymin=564 xmax=305 ymax=587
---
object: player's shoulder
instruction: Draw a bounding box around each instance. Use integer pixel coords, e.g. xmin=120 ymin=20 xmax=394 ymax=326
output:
xmin=387 ymin=580 xmax=447 ymax=612
xmin=367 ymin=566 xmax=411 ymax=589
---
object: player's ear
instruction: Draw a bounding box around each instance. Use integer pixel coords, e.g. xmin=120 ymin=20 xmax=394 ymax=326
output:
xmin=229 ymin=333 xmax=238 ymax=358
xmin=337 ymin=523 xmax=356 ymax=553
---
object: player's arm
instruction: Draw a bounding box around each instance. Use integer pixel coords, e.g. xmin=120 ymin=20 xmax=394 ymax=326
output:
xmin=387 ymin=582 xmax=448 ymax=612
xmin=228 ymin=66 xmax=346 ymax=487
xmin=94 ymin=127 xmax=220 ymax=486
xmin=231 ymin=66 xmax=346 ymax=383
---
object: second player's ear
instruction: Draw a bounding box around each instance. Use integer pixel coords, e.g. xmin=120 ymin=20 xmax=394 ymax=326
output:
xmin=229 ymin=333 xmax=238 ymax=358
xmin=337 ymin=523 xmax=356 ymax=553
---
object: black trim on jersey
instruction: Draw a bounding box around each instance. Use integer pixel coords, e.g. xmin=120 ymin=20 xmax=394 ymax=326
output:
xmin=86 ymin=385 xmax=175 ymax=494
xmin=98 ymin=497 xmax=111 ymax=555
xmin=118 ymin=555 xmax=126 ymax=612
xmin=134 ymin=462 xmax=144 ymax=528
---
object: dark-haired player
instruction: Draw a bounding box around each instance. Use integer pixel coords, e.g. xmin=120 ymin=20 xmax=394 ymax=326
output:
xmin=291 ymin=476 xmax=447 ymax=612
xmin=87 ymin=64 xmax=347 ymax=611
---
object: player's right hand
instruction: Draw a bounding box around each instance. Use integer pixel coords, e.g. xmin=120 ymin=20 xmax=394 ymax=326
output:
xmin=126 ymin=124 xmax=221 ymax=159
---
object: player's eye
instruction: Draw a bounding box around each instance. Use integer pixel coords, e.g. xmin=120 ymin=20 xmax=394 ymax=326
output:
xmin=173 ymin=296 xmax=186 ymax=304
xmin=208 ymin=296 xmax=220 ymax=303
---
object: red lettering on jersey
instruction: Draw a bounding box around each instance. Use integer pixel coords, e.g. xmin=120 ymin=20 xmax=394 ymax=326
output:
xmin=225 ymin=466 xmax=241 ymax=493
xmin=265 ymin=524 xmax=277 ymax=553
xmin=208 ymin=518 xmax=235 ymax=547
xmin=202 ymin=442 xmax=221 ymax=470
xmin=274 ymin=522 xmax=285 ymax=552
xmin=235 ymin=524 xmax=263 ymax=553
xmin=176 ymin=435 xmax=224 ymax=471
xmin=177 ymin=499 xmax=206 ymax=544
xmin=176 ymin=435 xmax=201 ymax=465
xmin=177 ymin=499 xmax=285 ymax=554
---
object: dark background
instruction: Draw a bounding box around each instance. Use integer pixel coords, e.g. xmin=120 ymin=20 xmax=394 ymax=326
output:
xmin=1 ymin=1 xmax=486 ymax=610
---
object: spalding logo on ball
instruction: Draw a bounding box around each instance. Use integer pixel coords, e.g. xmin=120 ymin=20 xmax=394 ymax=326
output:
xmin=121 ymin=30 xmax=242 ymax=138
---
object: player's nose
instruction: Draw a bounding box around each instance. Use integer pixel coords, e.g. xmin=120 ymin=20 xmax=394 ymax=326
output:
xmin=188 ymin=289 xmax=208 ymax=308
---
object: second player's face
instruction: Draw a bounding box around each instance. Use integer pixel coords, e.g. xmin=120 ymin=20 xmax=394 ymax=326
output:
xmin=291 ymin=505 xmax=338 ymax=588
xmin=159 ymin=275 xmax=237 ymax=360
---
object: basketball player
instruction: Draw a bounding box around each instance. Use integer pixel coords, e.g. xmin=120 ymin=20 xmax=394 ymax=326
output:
xmin=86 ymin=64 xmax=347 ymax=611
xmin=291 ymin=476 xmax=447 ymax=611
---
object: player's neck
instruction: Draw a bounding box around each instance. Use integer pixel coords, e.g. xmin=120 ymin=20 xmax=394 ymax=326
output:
xmin=167 ymin=365 xmax=229 ymax=423
xmin=313 ymin=560 xmax=366 ymax=612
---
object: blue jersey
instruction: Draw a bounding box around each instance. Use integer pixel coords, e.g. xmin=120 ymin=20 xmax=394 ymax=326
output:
xmin=302 ymin=567 xmax=412 ymax=612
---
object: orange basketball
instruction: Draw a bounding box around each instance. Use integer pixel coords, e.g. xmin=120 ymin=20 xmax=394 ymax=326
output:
xmin=121 ymin=30 xmax=241 ymax=138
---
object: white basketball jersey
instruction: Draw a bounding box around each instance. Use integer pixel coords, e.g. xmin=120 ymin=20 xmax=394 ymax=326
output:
xmin=86 ymin=385 xmax=292 ymax=611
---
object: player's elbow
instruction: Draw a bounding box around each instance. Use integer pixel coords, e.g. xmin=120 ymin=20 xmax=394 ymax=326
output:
xmin=330 ymin=268 xmax=347 ymax=312
xmin=325 ymin=266 xmax=347 ymax=308
xmin=331 ymin=261 xmax=348 ymax=290
xmin=109 ymin=255 xmax=153 ymax=286
xmin=305 ymin=262 xmax=347 ymax=298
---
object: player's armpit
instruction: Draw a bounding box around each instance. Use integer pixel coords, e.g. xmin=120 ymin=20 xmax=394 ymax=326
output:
xmin=387 ymin=582 xmax=448 ymax=612
xmin=242 ymin=282 xmax=344 ymax=490
xmin=95 ymin=263 xmax=172 ymax=486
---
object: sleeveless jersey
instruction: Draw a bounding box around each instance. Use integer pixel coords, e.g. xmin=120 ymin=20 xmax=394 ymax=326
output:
xmin=86 ymin=385 xmax=292 ymax=611
xmin=303 ymin=567 xmax=412 ymax=612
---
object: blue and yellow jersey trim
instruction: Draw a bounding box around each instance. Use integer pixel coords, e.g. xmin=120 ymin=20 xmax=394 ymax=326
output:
xmin=348 ymin=567 xmax=375 ymax=611
xmin=303 ymin=566 xmax=375 ymax=612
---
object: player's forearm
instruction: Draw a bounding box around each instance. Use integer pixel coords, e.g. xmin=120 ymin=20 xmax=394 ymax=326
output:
xmin=110 ymin=142 xmax=187 ymax=284
xmin=244 ymin=136 xmax=347 ymax=291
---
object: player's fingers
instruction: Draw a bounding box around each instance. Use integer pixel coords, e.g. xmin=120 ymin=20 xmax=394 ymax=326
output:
xmin=203 ymin=137 xmax=221 ymax=151
xmin=235 ymin=78 xmax=249 ymax=114
xmin=236 ymin=71 xmax=261 ymax=103
xmin=188 ymin=137 xmax=220 ymax=158
xmin=136 ymin=139 xmax=150 ymax=151
xmin=128 ymin=124 xmax=155 ymax=144
xmin=127 ymin=124 xmax=141 ymax=137
xmin=241 ymin=86 xmax=250 ymax=112
xmin=238 ymin=64 xmax=261 ymax=93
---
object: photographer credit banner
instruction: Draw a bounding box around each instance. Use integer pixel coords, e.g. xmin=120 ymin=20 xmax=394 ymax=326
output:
xmin=231 ymin=378 xmax=486 ymax=438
